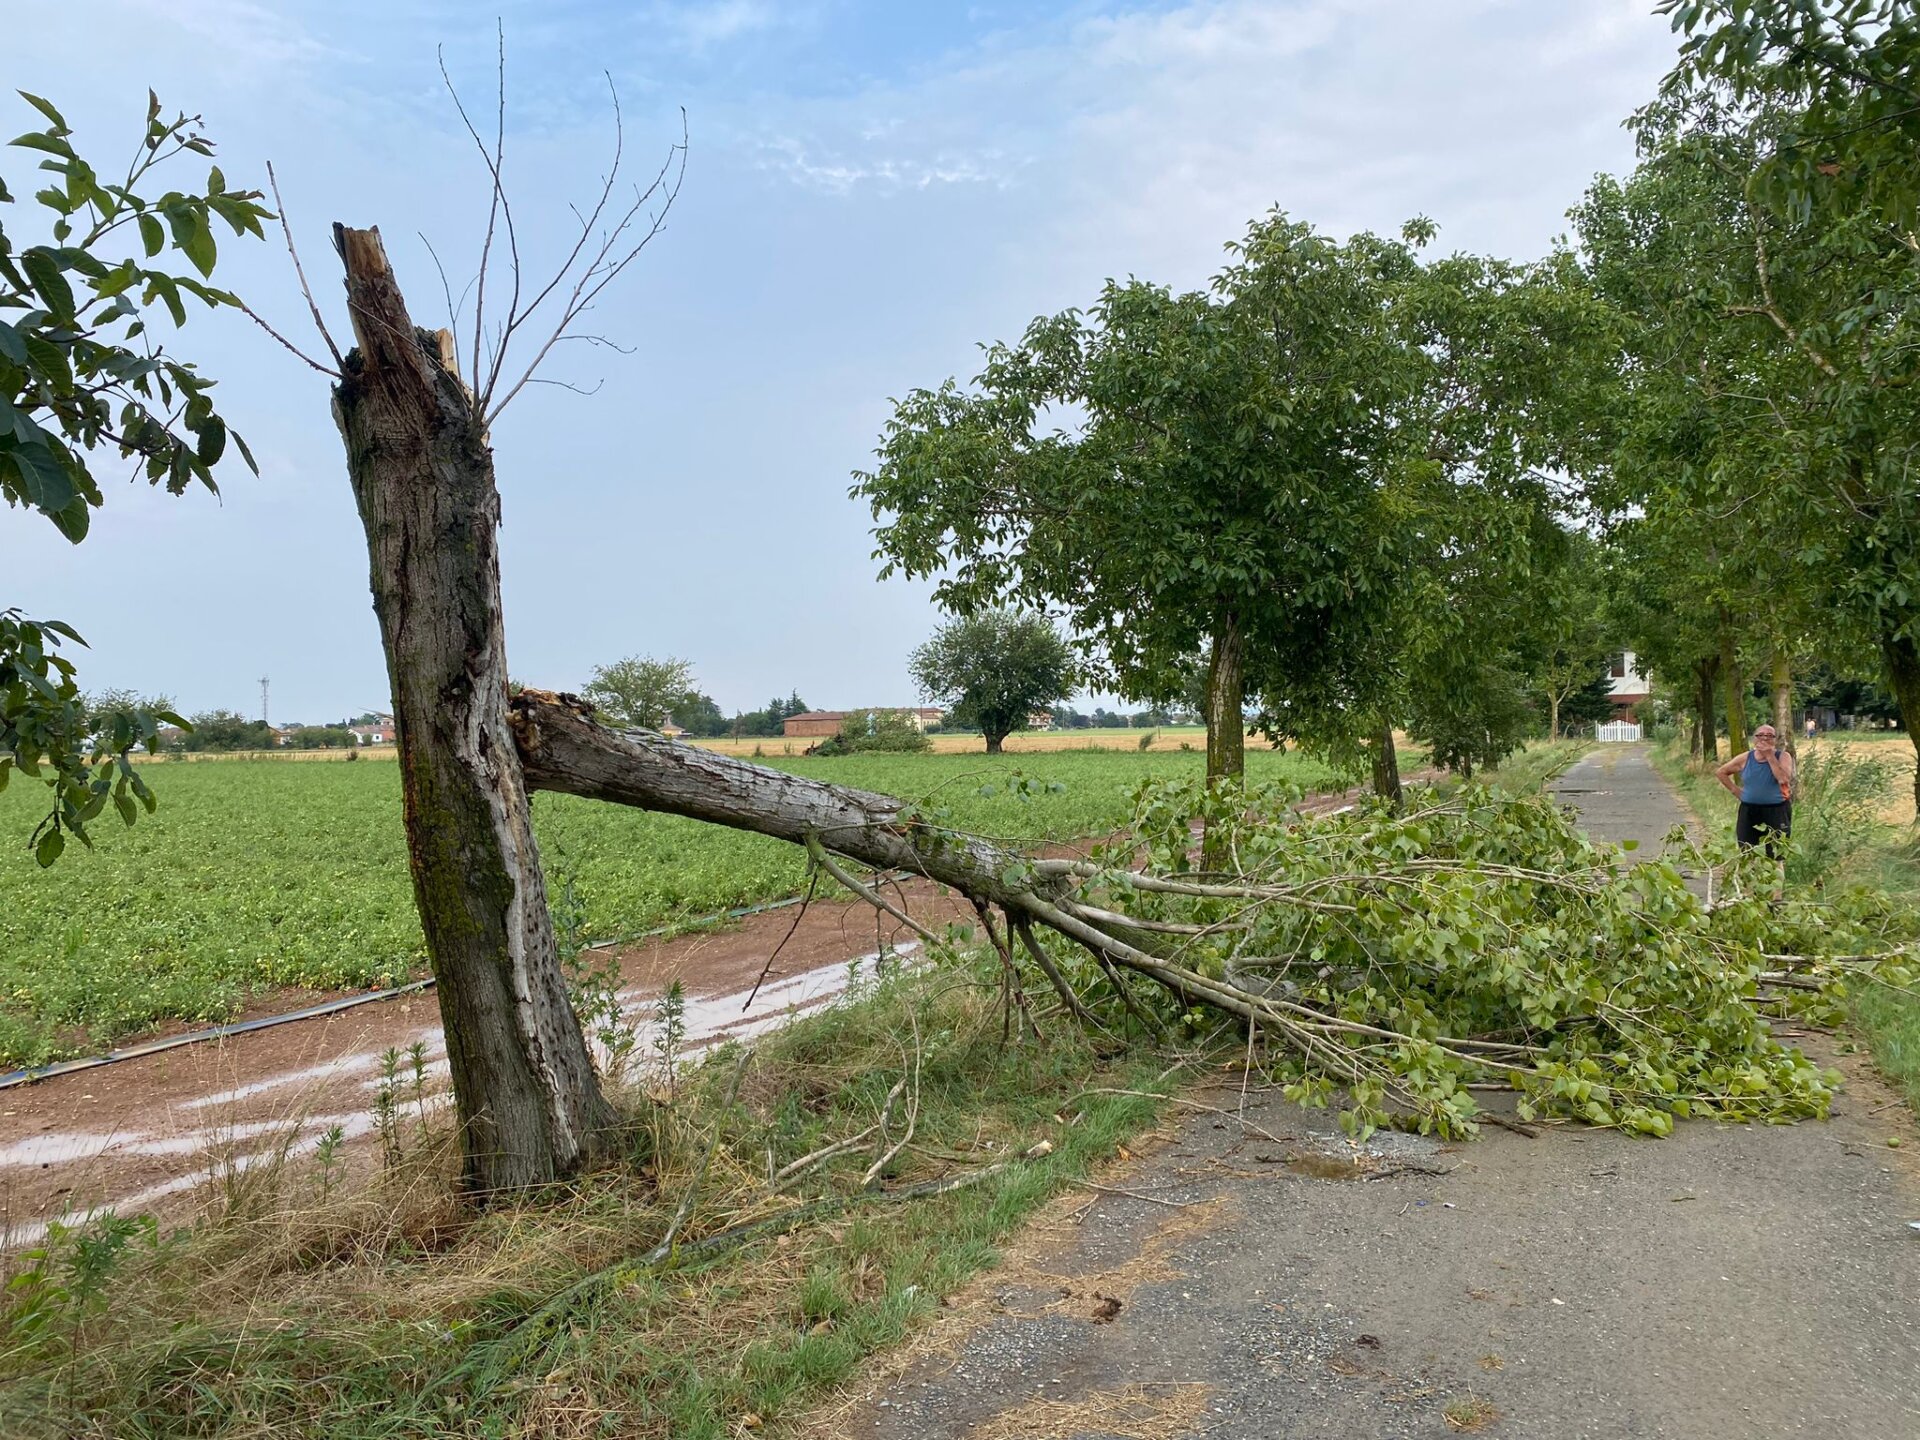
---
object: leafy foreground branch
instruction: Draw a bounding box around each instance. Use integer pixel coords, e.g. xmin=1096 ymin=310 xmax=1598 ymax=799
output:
xmin=515 ymin=690 xmax=1917 ymax=1139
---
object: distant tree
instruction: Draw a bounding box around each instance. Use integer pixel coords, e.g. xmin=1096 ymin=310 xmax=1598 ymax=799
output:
xmin=729 ymin=691 xmax=810 ymax=738
xmin=86 ymin=688 xmax=180 ymax=753
xmin=285 ymin=725 xmax=356 ymax=749
xmin=1415 ymin=658 xmax=1535 ymax=779
xmin=671 ymin=691 xmax=728 ymax=737
xmin=178 ymin=709 xmax=273 ymax=752
xmin=2 ymin=92 xmax=268 ymax=862
xmin=581 ymin=655 xmax=695 ymax=731
xmin=1561 ymin=671 xmax=1620 ymax=732
xmin=857 ymin=212 xmax=1407 ymax=805
xmin=909 ymin=610 xmax=1074 ymax=753
xmin=811 ymin=709 xmax=931 ymax=756
xmin=1529 ymin=533 xmax=1615 ymax=742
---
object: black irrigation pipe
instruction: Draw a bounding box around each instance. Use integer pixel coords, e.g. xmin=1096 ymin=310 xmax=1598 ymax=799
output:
xmin=0 ymin=892 xmax=832 ymax=1093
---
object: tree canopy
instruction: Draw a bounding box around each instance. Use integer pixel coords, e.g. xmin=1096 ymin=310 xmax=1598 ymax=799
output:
xmin=581 ymin=655 xmax=699 ymax=732
xmin=909 ymin=610 xmax=1074 ymax=753
xmin=856 ymin=212 xmax=1413 ymax=794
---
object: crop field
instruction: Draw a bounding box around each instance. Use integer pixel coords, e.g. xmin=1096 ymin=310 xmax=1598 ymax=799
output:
xmin=692 ymin=726 xmax=1217 ymax=757
xmin=0 ymin=746 xmax=1330 ymax=1066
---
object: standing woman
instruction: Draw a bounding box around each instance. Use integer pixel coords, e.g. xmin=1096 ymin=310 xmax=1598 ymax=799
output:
xmin=1715 ymin=723 xmax=1795 ymax=855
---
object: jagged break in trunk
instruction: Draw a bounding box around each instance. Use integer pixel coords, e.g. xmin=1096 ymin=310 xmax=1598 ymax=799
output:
xmin=331 ymin=225 xmax=611 ymax=1196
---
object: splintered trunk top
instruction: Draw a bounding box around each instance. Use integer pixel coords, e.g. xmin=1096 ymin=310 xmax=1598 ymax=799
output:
xmin=329 ymin=225 xmax=611 ymax=1196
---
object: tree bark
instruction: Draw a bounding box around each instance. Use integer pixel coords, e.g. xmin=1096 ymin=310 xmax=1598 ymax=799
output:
xmin=1202 ymin=612 xmax=1246 ymax=871
xmin=1696 ymin=657 xmax=1720 ymax=764
xmin=1370 ymin=721 xmax=1403 ymax=814
xmin=1204 ymin=612 xmax=1246 ymax=786
xmin=1770 ymin=650 xmax=1795 ymax=755
xmin=1881 ymin=623 xmax=1920 ymax=816
xmin=1548 ymin=692 xmax=1562 ymax=745
xmin=331 ymin=226 xmax=610 ymax=1197
xmin=1718 ymin=615 xmax=1746 ymax=756
xmin=512 ymin=691 xmax=1035 ymax=907
xmin=985 ymin=733 xmax=1005 ymax=755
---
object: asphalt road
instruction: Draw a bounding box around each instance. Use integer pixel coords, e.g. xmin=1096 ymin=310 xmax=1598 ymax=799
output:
xmin=824 ymin=746 xmax=1920 ymax=1440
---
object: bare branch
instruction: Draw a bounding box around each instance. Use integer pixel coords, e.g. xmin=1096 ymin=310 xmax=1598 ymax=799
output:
xmin=229 ymin=296 xmax=339 ymax=376
xmin=485 ymin=104 xmax=688 ymax=423
xmin=439 ymin=29 xmax=521 ymax=393
xmin=419 ymin=231 xmax=465 ymax=344
xmin=265 ymin=161 xmax=344 ymax=370
xmin=523 ymin=376 xmax=606 ymax=398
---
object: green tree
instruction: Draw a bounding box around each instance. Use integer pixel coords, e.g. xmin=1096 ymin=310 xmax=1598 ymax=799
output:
xmin=85 ymin=686 xmax=179 ymax=752
xmin=581 ymin=654 xmax=695 ymax=731
xmin=2 ymin=90 xmax=267 ymax=861
xmin=178 ymin=709 xmax=273 ymax=752
xmin=812 ymin=709 xmax=932 ymax=756
xmin=1591 ymin=0 xmax=1920 ymax=801
xmin=856 ymin=211 xmax=1408 ymax=818
xmin=909 ymin=610 xmax=1074 ymax=753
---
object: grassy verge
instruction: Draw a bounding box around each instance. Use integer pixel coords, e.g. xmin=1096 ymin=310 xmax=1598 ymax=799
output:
xmin=1479 ymin=739 xmax=1594 ymax=796
xmin=0 ymin=747 xmax=1329 ymax=1066
xmin=1645 ymin=739 xmax=1920 ymax=1112
xmin=0 ymin=962 xmax=1177 ymax=1439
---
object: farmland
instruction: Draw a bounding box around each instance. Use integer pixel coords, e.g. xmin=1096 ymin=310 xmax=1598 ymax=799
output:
xmin=0 ymin=746 xmax=1330 ymax=1066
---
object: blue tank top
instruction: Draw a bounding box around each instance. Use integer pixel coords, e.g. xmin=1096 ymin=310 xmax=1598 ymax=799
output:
xmin=1741 ymin=750 xmax=1786 ymax=805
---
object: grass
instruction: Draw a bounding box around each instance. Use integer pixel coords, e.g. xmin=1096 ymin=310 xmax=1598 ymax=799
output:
xmin=0 ymin=746 xmax=1329 ymax=1067
xmin=1645 ymin=737 xmax=1920 ymax=1112
xmin=1477 ymin=739 xmax=1593 ymax=796
xmin=0 ymin=962 xmax=1178 ymax=1439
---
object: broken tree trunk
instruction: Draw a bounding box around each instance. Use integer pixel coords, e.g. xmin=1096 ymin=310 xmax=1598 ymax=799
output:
xmin=331 ymin=226 xmax=611 ymax=1196
xmin=512 ymin=691 xmax=1035 ymax=909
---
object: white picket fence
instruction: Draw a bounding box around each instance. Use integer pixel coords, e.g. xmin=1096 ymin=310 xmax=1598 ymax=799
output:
xmin=1595 ymin=720 xmax=1643 ymax=743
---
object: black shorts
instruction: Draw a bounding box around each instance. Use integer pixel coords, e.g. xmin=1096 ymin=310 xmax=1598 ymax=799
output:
xmin=1736 ymin=800 xmax=1792 ymax=855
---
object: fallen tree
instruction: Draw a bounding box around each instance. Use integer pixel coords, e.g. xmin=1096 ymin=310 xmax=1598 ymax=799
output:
xmin=514 ymin=689 xmax=1914 ymax=1140
xmin=298 ymin=72 xmax=1909 ymax=1196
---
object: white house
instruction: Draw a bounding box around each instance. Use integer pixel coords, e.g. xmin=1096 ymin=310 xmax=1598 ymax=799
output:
xmin=348 ymin=715 xmax=396 ymax=745
xmin=1607 ymin=651 xmax=1651 ymax=712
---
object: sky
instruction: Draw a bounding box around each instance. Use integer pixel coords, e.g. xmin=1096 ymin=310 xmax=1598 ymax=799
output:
xmin=4 ymin=1 xmax=1688 ymax=725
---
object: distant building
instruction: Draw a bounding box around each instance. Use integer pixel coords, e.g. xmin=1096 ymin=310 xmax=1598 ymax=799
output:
xmin=1608 ymin=651 xmax=1651 ymax=711
xmin=1027 ymin=711 xmax=1055 ymax=731
xmin=348 ymin=714 xmax=396 ymax=745
xmin=782 ymin=707 xmax=945 ymax=738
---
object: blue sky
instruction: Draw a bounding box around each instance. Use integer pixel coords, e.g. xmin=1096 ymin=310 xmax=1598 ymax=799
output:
xmin=5 ymin=1 xmax=1685 ymax=724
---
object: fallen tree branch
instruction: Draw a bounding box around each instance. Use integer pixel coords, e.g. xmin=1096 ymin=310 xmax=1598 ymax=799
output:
xmin=507 ymin=691 xmax=1895 ymax=1139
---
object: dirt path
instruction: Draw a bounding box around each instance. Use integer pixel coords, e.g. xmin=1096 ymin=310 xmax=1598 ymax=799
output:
xmin=823 ymin=745 xmax=1920 ymax=1439
xmin=0 ymin=883 xmax=973 ymax=1247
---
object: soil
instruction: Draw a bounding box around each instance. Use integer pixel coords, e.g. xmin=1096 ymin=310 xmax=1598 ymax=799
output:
xmin=0 ymin=881 xmax=974 ymax=1246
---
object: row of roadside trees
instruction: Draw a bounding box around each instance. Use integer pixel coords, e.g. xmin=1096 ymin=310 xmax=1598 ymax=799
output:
xmin=855 ymin=0 xmax=1920 ymax=808
xmin=1578 ymin=1 xmax=1920 ymax=808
